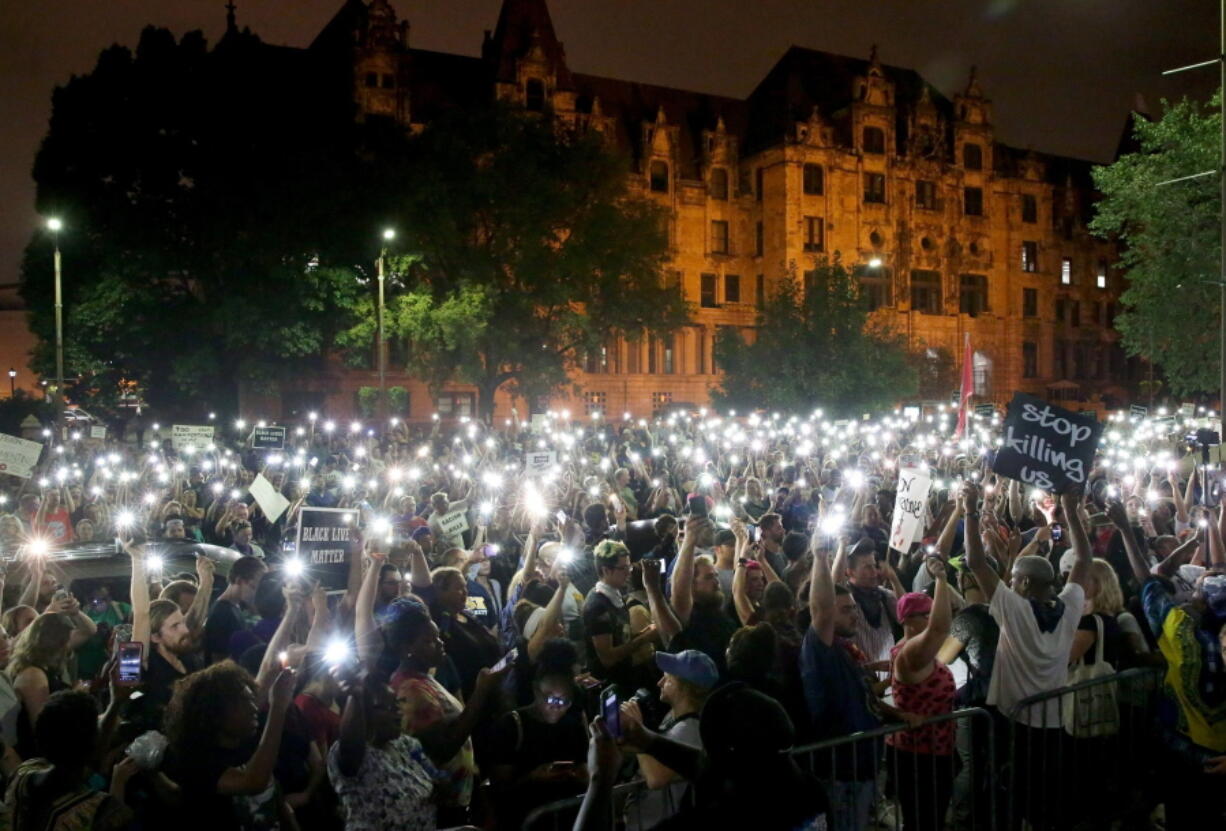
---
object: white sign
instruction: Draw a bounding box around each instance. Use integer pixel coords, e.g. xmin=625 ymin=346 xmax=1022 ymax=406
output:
xmin=525 ymin=450 xmax=557 ymax=474
xmin=0 ymin=433 xmax=43 ymax=479
xmin=249 ymin=473 xmax=290 ymax=524
xmin=889 ymin=467 xmax=932 ymax=554
xmin=530 ymin=414 xmax=549 ymax=433
xmin=437 ymin=509 xmax=469 ymax=538
xmin=1180 ymin=402 xmax=1195 ymax=419
xmin=89 ymin=425 xmax=107 ymax=440
xmin=171 ymin=424 xmax=214 ymax=450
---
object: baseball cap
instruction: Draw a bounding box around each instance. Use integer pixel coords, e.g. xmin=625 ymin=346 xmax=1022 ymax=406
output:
xmin=410 ymin=526 xmax=432 ymax=542
xmin=896 ymin=592 xmax=934 ymax=620
xmin=655 ymin=649 xmax=719 ymax=690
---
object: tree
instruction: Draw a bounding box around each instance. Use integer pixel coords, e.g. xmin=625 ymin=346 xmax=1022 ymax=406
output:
xmin=21 ymin=27 xmax=375 ymax=418
xmin=1091 ymin=91 xmax=1220 ymax=396
xmin=712 ymin=259 xmax=916 ymax=415
xmin=337 ymin=104 xmax=690 ymax=421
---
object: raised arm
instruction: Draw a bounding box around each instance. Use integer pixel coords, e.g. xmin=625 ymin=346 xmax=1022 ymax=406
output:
xmin=1106 ymin=500 xmax=1150 ymax=586
xmin=731 ymin=559 xmax=755 ymax=625
xmin=255 ymin=585 xmax=305 ymax=700
xmin=216 ymin=669 xmax=295 ymax=795
xmin=895 ymin=563 xmax=952 ymax=682
xmin=527 ymin=572 xmax=570 ymax=661
xmin=406 ymin=540 xmax=431 ymax=590
xmin=355 ymin=547 xmax=386 ymax=672
xmin=961 ymin=483 xmax=999 ymax=601
xmin=669 ymin=517 xmax=703 ymax=626
xmin=1062 ymin=490 xmax=1092 ymax=592
xmin=640 ymin=558 xmax=680 ymax=645
xmin=334 ymin=682 xmax=368 ymax=778
xmin=126 ymin=541 xmax=152 ymax=659
xmin=808 ymin=540 xmax=836 ymax=646
xmin=934 ymin=498 xmax=963 ymax=560
xmin=184 ymin=554 xmax=215 ymax=635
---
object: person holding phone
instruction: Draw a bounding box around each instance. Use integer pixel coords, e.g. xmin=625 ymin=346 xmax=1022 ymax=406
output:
xmin=489 ymin=639 xmax=588 ymax=829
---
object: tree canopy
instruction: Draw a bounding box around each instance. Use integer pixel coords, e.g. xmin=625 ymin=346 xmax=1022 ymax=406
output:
xmin=21 ymin=27 xmax=378 ymax=418
xmin=1091 ymin=90 xmax=1221 ymax=397
xmin=337 ymin=104 xmax=690 ymax=420
xmin=712 ymin=259 xmax=916 ymax=415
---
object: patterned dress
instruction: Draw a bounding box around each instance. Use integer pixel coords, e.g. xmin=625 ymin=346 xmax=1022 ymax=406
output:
xmin=885 ymin=639 xmax=956 ymax=755
xmin=326 ymin=734 xmax=442 ymax=831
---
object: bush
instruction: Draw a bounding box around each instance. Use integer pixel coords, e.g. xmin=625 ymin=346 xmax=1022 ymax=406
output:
xmin=388 ymin=386 xmax=408 ymax=416
xmin=356 ymin=387 xmax=380 ymax=419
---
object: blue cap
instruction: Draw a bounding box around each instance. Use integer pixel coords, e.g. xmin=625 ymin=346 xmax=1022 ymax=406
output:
xmin=655 ymin=649 xmax=719 ymax=690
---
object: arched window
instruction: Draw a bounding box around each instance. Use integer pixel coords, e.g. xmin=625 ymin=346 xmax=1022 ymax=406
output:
xmin=963 ymin=142 xmax=983 ymax=170
xmin=649 ymin=160 xmax=670 ymax=193
xmin=863 ymin=126 xmax=886 ymax=154
xmin=525 ymin=78 xmax=545 ymax=112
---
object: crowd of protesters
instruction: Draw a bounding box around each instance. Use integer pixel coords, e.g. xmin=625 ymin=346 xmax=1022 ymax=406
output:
xmin=0 ymin=403 xmax=1220 ymax=829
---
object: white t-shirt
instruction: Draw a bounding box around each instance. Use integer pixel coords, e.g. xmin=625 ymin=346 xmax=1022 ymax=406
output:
xmin=987 ymin=581 xmax=1084 ymax=728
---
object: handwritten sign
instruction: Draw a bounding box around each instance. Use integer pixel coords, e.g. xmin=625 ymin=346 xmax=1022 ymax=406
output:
xmin=991 ymin=393 xmax=1102 ymax=494
xmin=251 ymin=426 xmax=286 ymax=451
xmin=249 ymin=474 xmax=290 ymax=524
xmin=974 ymin=403 xmax=995 ymax=418
xmin=1129 ymin=404 xmax=1148 ymax=419
xmin=889 ymin=468 xmax=931 ymax=554
xmin=0 ymin=433 xmax=43 ymax=479
xmin=525 ymin=450 xmax=557 ymax=474
xmin=296 ymin=508 xmax=360 ymax=591
xmin=1180 ymin=402 xmax=1196 ymax=419
xmin=89 ymin=425 xmax=107 ymax=440
xmin=171 ymin=424 xmax=214 ymax=450
xmin=436 ymin=509 xmax=469 ymax=538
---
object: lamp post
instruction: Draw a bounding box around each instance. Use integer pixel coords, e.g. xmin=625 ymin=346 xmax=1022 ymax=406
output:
xmin=7 ymin=368 xmax=14 ymax=398
xmin=378 ymin=228 xmax=395 ymax=421
xmin=46 ymin=218 xmax=64 ymax=429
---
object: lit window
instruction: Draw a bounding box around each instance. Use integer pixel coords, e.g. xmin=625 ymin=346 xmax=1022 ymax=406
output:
xmin=1096 ymin=259 xmax=1108 ymax=289
xmin=1061 ymin=257 xmax=1073 ymax=286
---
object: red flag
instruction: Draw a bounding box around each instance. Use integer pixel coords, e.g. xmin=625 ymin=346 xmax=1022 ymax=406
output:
xmin=955 ymin=333 xmax=972 ymax=438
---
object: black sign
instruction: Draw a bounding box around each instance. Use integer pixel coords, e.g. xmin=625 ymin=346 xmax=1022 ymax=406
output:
xmin=295 ymin=507 xmax=360 ymax=590
xmin=1129 ymin=404 xmax=1148 ymax=419
xmin=252 ymin=426 xmax=287 ymax=450
xmin=991 ymin=392 xmax=1102 ymax=494
xmin=974 ymin=404 xmax=995 ymax=418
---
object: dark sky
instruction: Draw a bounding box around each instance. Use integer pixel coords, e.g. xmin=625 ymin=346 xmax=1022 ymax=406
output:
xmin=1 ymin=0 xmax=1218 ymax=287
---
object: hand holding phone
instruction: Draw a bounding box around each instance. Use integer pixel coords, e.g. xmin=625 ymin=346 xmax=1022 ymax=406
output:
xmin=491 ymin=647 xmax=518 ymax=673
xmin=117 ymin=642 xmax=143 ymax=686
xmin=601 ymin=686 xmax=620 ymax=739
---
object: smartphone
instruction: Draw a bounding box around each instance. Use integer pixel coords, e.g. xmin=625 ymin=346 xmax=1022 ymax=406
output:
xmin=491 ymin=647 xmax=518 ymax=673
xmin=1050 ymin=523 xmax=1063 ymax=542
xmin=118 ymin=642 xmax=143 ymax=686
xmin=52 ymin=588 xmax=70 ymax=603
xmin=555 ymin=510 xmax=567 ymax=525
xmin=687 ymin=494 xmax=708 ymax=518
xmin=601 ymin=685 xmax=620 ymax=738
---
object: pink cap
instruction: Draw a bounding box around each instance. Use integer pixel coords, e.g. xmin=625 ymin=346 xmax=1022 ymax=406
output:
xmin=896 ymin=592 xmax=934 ymax=620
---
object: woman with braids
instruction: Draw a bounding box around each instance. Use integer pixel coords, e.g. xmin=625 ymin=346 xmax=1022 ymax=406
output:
xmin=163 ymin=661 xmax=296 ymax=830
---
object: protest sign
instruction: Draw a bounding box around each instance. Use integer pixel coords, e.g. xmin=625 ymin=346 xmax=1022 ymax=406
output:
xmin=437 ymin=509 xmax=469 ymax=538
xmin=1129 ymin=404 xmax=1148 ymax=419
xmin=974 ymin=404 xmax=995 ymax=418
xmin=296 ymin=508 xmax=360 ymax=591
xmin=1180 ymin=402 xmax=1195 ymax=419
xmin=172 ymin=424 xmax=214 ymax=450
xmin=249 ymin=474 xmax=290 ymax=523
xmin=251 ymin=426 xmax=287 ymax=451
xmin=991 ymin=393 xmax=1102 ymax=493
xmin=89 ymin=425 xmax=107 ymax=440
xmin=525 ymin=450 xmax=557 ymax=474
xmin=889 ymin=467 xmax=931 ymax=554
xmin=0 ymin=434 xmax=42 ymax=479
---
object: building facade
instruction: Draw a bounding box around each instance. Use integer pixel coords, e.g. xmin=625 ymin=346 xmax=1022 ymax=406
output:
xmin=238 ymin=0 xmax=1131 ymax=421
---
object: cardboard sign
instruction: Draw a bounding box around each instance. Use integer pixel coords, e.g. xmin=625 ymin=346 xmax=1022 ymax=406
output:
xmin=0 ymin=433 xmax=43 ymax=479
xmin=296 ymin=508 xmax=360 ymax=591
xmin=525 ymin=450 xmax=557 ymax=474
xmin=89 ymin=425 xmax=107 ymax=440
xmin=251 ymin=426 xmax=287 ymax=451
xmin=172 ymin=424 xmax=214 ymax=450
xmin=889 ymin=468 xmax=931 ymax=554
xmin=991 ymin=393 xmax=1103 ymax=493
xmin=1180 ymin=403 xmax=1196 ymax=418
xmin=974 ymin=404 xmax=995 ymax=418
xmin=436 ymin=509 xmax=469 ymax=538
xmin=249 ymin=474 xmax=290 ymax=524
xmin=1129 ymin=404 xmax=1148 ymax=419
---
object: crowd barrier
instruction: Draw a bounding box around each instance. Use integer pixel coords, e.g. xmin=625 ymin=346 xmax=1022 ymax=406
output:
xmin=522 ymin=667 xmax=1164 ymax=831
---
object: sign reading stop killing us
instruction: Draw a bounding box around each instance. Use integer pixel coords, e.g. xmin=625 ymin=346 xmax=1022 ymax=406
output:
xmin=889 ymin=468 xmax=931 ymax=554
xmin=991 ymin=392 xmax=1102 ymax=493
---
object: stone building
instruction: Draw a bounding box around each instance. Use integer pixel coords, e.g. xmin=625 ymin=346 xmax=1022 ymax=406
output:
xmin=237 ymin=0 xmax=1131 ymax=421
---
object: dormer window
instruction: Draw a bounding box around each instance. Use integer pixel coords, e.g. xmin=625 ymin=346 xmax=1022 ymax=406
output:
xmin=525 ymin=78 xmax=545 ymax=112
xmin=649 ymin=160 xmax=670 ymax=193
xmin=963 ymin=143 xmax=983 ymax=170
xmin=863 ymin=127 xmax=886 ymax=154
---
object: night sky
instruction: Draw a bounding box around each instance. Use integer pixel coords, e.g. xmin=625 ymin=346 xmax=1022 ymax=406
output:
xmin=0 ymin=0 xmax=1218 ymax=288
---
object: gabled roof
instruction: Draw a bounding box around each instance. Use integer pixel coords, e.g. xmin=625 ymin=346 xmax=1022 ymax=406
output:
xmin=484 ymin=0 xmax=574 ymax=90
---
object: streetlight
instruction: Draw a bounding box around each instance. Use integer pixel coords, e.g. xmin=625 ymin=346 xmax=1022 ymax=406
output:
xmin=45 ymin=218 xmax=64 ymax=428
xmin=7 ymin=368 xmax=14 ymax=397
xmin=377 ymin=228 xmax=395 ymax=421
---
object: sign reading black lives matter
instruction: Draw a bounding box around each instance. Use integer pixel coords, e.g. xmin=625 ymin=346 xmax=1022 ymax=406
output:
xmin=296 ymin=507 xmax=360 ymax=590
xmin=991 ymin=392 xmax=1102 ymax=494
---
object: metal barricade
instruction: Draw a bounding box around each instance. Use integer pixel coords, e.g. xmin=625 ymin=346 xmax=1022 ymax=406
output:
xmin=1003 ymin=667 xmax=1162 ymax=830
xmin=789 ymin=707 xmax=997 ymax=831
xmin=523 ymin=777 xmax=683 ymax=831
